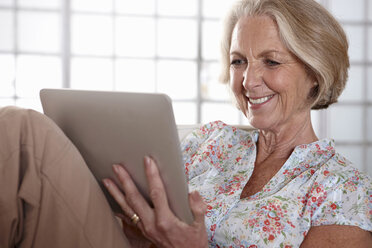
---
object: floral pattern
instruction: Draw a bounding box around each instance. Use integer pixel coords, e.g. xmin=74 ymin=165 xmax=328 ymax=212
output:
xmin=181 ymin=121 xmax=372 ymax=247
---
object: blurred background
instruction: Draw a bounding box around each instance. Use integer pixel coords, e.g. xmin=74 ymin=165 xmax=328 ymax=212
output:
xmin=0 ymin=0 xmax=371 ymax=176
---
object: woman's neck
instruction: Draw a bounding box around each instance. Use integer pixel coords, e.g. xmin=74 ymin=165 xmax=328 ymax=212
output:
xmin=255 ymin=113 xmax=318 ymax=164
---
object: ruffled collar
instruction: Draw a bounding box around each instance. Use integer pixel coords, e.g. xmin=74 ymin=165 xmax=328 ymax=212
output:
xmin=242 ymin=130 xmax=336 ymax=200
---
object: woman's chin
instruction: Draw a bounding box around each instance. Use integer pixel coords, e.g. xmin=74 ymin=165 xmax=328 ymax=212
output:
xmin=246 ymin=116 xmax=274 ymax=131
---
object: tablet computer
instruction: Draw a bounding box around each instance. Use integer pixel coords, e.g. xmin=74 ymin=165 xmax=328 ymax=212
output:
xmin=40 ymin=88 xmax=194 ymax=224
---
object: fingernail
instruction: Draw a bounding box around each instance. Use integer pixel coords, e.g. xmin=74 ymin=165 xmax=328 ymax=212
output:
xmin=113 ymin=164 xmax=122 ymax=173
xmin=144 ymin=156 xmax=152 ymax=166
xmin=102 ymin=179 xmax=110 ymax=187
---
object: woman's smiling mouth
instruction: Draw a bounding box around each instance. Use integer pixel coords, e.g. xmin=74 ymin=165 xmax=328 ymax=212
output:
xmin=248 ymin=95 xmax=274 ymax=105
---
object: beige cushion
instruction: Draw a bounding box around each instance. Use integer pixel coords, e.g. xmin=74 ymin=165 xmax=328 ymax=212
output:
xmin=177 ymin=124 xmax=255 ymax=141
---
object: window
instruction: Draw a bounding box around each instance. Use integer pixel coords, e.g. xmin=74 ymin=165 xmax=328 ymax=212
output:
xmin=323 ymin=0 xmax=371 ymax=175
xmin=0 ymin=0 xmax=370 ymax=176
xmin=0 ymin=0 xmax=62 ymax=108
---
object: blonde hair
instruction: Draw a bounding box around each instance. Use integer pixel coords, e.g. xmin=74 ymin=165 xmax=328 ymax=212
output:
xmin=220 ymin=0 xmax=349 ymax=109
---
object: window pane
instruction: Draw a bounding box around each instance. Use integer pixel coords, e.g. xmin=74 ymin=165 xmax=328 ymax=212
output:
xmin=18 ymin=0 xmax=61 ymax=9
xmin=0 ymin=0 xmax=13 ymax=7
xmin=368 ymin=27 xmax=372 ymax=62
xmin=240 ymin=112 xmax=251 ymax=126
xmin=16 ymin=55 xmax=62 ymax=97
xmin=157 ymin=18 xmax=197 ymax=59
xmin=16 ymin=98 xmax=43 ymax=112
xmin=0 ymin=54 xmax=15 ymax=97
xmin=311 ymin=110 xmax=321 ymax=138
xmin=203 ymin=0 xmax=233 ymax=18
xmin=157 ymin=60 xmax=197 ymax=99
xmin=0 ymin=10 xmax=13 ymax=51
xmin=367 ymin=147 xmax=372 ymax=177
xmin=368 ymin=67 xmax=372 ymax=101
xmin=18 ymin=11 xmax=61 ymax=53
xmin=336 ymin=145 xmax=364 ymax=172
xmin=329 ymin=0 xmax=364 ymax=21
xmin=115 ymin=59 xmax=155 ymax=93
xmin=71 ymin=57 xmax=113 ymax=90
xmin=343 ymin=25 xmax=364 ymax=62
xmin=72 ymin=14 xmax=113 ymax=56
xmin=338 ymin=65 xmax=363 ymax=102
xmin=158 ymin=0 xmax=197 ymax=17
xmin=115 ymin=17 xmax=155 ymax=57
xmin=0 ymin=99 xmax=15 ymax=107
xmin=368 ymin=107 xmax=372 ymax=142
xmin=173 ymin=102 xmax=196 ymax=124
xmin=201 ymin=102 xmax=240 ymax=124
xmin=72 ymin=0 xmax=112 ymax=13
xmin=201 ymin=62 xmax=230 ymax=100
xmin=329 ymin=106 xmax=363 ymax=142
xmin=369 ymin=1 xmax=372 ymax=22
xmin=202 ymin=20 xmax=222 ymax=60
xmin=115 ymin=0 xmax=155 ymax=15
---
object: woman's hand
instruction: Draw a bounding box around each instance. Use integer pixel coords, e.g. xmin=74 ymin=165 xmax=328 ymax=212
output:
xmin=103 ymin=156 xmax=208 ymax=248
xmin=103 ymin=165 xmax=152 ymax=248
xmin=115 ymin=211 xmax=153 ymax=248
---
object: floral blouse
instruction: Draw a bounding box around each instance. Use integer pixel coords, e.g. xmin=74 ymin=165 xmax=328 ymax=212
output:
xmin=181 ymin=121 xmax=372 ymax=248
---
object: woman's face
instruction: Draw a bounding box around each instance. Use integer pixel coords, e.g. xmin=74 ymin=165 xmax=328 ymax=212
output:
xmin=230 ymin=15 xmax=314 ymax=131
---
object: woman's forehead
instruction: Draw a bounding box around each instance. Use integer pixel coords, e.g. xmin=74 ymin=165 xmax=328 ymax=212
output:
xmin=230 ymin=16 xmax=289 ymax=56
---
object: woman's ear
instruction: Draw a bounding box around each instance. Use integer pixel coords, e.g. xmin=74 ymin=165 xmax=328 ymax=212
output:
xmin=308 ymin=82 xmax=319 ymax=101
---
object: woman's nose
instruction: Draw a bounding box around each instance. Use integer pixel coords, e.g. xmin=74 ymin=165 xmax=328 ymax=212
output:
xmin=242 ymin=62 xmax=262 ymax=90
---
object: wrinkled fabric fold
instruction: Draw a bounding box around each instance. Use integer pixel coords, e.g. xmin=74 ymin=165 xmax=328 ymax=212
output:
xmin=0 ymin=106 xmax=130 ymax=248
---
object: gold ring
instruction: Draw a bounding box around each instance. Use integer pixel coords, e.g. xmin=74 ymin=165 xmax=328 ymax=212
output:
xmin=130 ymin=213 xmax=140 ymax=225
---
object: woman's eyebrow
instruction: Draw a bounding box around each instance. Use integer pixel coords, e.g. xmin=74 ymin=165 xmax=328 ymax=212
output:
xmin=230 ymin=49 xmax=288 ymax=58
xmin=258 ymin=49 xmax=283 ymax=57
xmin=229 ymin=51 xmax=245 ymax=57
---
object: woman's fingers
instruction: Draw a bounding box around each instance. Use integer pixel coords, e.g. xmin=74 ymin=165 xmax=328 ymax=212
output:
xmin=111 ymin=164 xmax=153 ymax=223
xmin=107 ymin=158 xmax=208 ymax=248
xmin=189 ymin=191 xmax=207 ymax=226
xmin=103 ymin=178 xmax=135 ymax=218
xmin=144 ymin=157 xmax=174 ymax=222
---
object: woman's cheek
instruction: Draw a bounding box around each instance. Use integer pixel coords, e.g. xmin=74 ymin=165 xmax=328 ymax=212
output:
xmin=230 ymin=71 xmax=243 ymax=93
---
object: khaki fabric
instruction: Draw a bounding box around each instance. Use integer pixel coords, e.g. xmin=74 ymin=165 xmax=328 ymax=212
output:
xmin=0 ymin=106 xmax=130 ymax=248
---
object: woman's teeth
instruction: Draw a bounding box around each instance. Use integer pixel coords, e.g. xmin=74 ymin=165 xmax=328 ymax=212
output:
xmin=249 ymin=95 xmax=273 ymax=105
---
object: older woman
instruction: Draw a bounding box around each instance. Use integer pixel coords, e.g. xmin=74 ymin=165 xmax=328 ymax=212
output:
xmin=104 ymin=0 xmax=372 ymax=247
xmin=1 ymin=0 xmax=371 ymax=247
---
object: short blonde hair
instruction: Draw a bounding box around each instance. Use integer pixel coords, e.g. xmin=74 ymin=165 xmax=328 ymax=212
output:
xmin=220 ymin=0 xmax=349 ymax=109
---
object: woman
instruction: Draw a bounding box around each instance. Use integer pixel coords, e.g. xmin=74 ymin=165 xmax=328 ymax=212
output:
xmin=104 ymin=0 xmax=372 ymax=247
xmin=1 ymin=0 xmax=371 ymax=247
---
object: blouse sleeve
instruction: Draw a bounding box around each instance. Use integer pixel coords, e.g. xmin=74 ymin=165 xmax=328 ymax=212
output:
xmin=310 ymin=161 xmax=372 ymax=232
xmin=180 ymin=121 xmax=228 ymax=182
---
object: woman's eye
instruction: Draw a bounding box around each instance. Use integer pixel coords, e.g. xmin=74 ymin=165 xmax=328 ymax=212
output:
xmin=265 ymin=59 xmax=280 ymax=66
xmin=231 ymin=59 xmax=246 ymax=66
